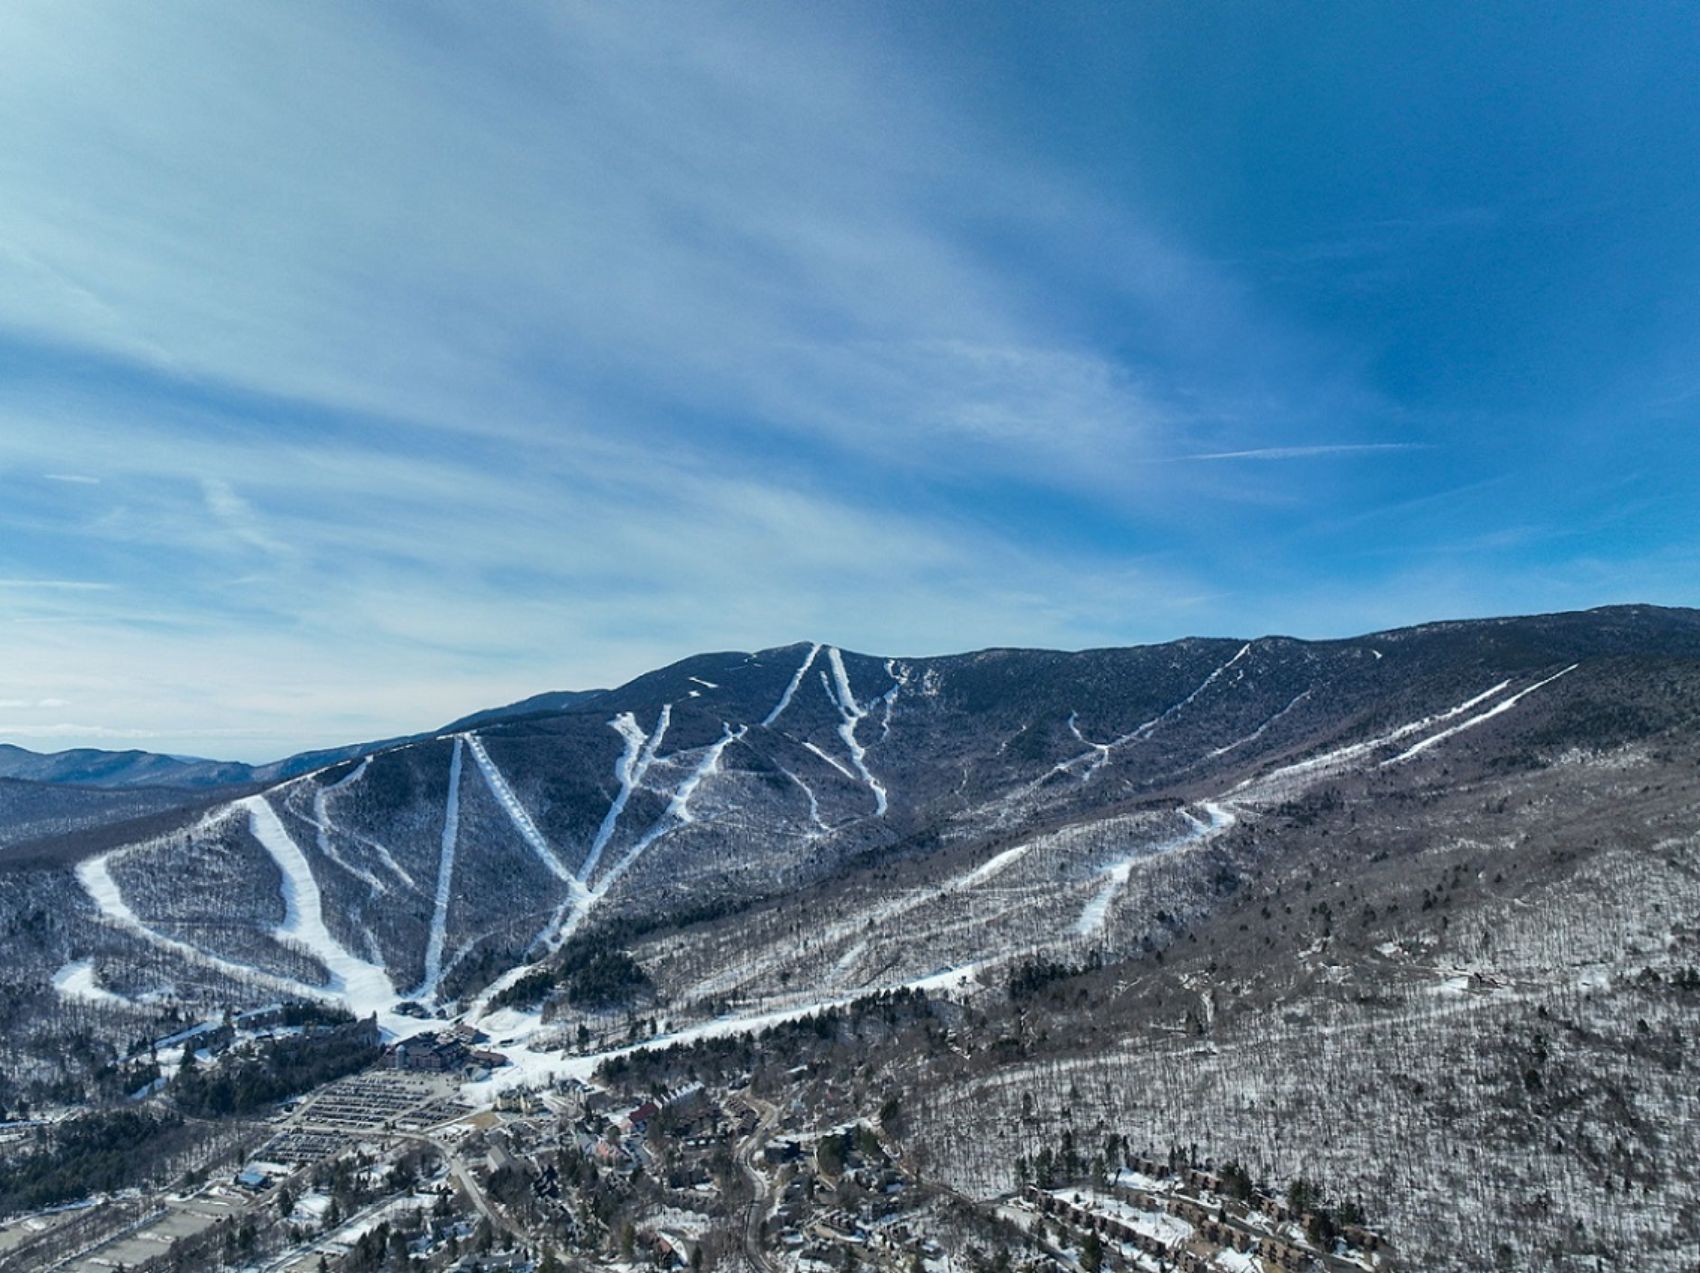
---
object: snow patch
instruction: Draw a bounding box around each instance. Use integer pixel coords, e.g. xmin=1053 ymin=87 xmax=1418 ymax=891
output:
xmin=52 ymin=960 xmax=130 ymax=1009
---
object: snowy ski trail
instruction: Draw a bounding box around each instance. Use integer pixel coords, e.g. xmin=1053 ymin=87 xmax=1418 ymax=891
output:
xmin=802 ymin=741 xmax=856 ymax=780
xmin=1204 ymin=688 xmax=1313 ymax=760
xmin=310 ymin=760 xmax=390 ymax=895
xmin=1382 ymin=664 xmax=1578 ymax=766
xmin=780 ymin=766 xmax=829 ymax=834
xmin=464 ymin=732 xmax=577 ymax=885
xmin=581 ymin=705 xmax=671 ymax=886
xmin=52 ymin=959 xmax=131 ymax=1008
xmin=414 ymin=736 xmax=464 ymax=1001
xmin=243 ymin=796 xmax=398 ymax=1016
xmin=762 ymin=643 xmax=821 ymax=727
xmin=1061 ymin=711 xmax=1113 ymax=781
xmin=310 ymin=758 xmax=417 ymax=889
xmin=1074 ymin=802 xmax=1237 ymax=937
xmin=824 ymin=646 xmax=887 ymax=815
xmin=75 ymin=839 xmax=324 ymax=1002
xmin=1231 ymin=679 xmax=1515 ymax=799
xmin=879 ymin=660 xmax=910 ymax=741
xmin=473 ymin=719 xmax=746 ymax=1012
xmin=598 ymin=724 xmax=747 ymax=895
xmin=1047 ymin=644 xmax=1254 ymax=784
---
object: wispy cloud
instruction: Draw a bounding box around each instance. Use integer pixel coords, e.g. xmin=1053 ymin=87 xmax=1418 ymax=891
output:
xmin=0 ymin=578 xmax=115 ymax=591
xmin=0 ymin=5 xmax=1692 ymax=757
xmin=1179 ymin=443 xmax=1429 ymax=462
xmin=198 ymin=477 xmax=295 ymax=561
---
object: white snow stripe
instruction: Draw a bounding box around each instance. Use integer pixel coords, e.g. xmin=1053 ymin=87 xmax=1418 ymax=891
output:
xmin=1232 ymin=678 xmax=1516 ymax=797
xmin=582 ymin=705 xmax=671 ymax=887
xmin=824 ymin=646 xmax=888 ymax=816
xmin=802 ymin=741 xmax=856 ymax=780
xmin=598 ymin=724 xmax=746 ymax=896
xmin=1381 ymin=664 xmax=1578 ymax=766
xmin=1116 ymin=643 xmax=1253 ymax=745
xmin=243 ymin=796 xmax=398 ymax=1016
xmin=464 ymin=732 xmax=579 ymax=887
xmin=780 ymin=766 xmax=828 ymax=834
xmin=1074 ymin=802 xmax=1236 ymax=937
xmin=413 ymin=737 xmax=464 ymax=1001
xmin=310 ymin=759 xmax=389 ymax=895
xmin=1205 ymin=688 xmax=1313 ymax=760
xmin=763 ymin=643 xmax=821 ymax=727
xmin=1046 ymin=645 xmax=1255 ymax=787
xmin=75 ymin=825 xmax=326 ymax=1002
xmin=52 ymin=959 xmax=131 ymax=1009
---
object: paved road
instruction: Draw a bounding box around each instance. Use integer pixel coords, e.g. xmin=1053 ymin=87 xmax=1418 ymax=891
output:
xmin=733 ymin=1095 xmax=780 ymax=1273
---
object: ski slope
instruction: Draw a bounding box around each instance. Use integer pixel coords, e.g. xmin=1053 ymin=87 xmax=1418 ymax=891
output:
xmin=763 ymin=643 xmax=821 ymax=726
xmin=582 ymin=705 xmax=671 ymax=886
xmin=1074 ymin=802 xmax=1236 ymax=937
xmin=1382 ymin=665 xmax=1578 ymax=766
xmin=464 ymin=732 xmax=578 ymax=885
xmin=242 ymin=795 xmax=399 ymax=1017
xmin=414 ymin=736 xmax=464 ymax=1001
xmin=824 ymin=646 xmax=888 ymax=815
xmin=76 ymin=838 xmax=324 ymax=1002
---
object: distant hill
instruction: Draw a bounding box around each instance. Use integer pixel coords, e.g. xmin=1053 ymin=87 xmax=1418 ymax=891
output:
xmin=0 ymin=688 xmax=607 ymax=791
xmin=439 ymin=688 xmax=607 ymax=732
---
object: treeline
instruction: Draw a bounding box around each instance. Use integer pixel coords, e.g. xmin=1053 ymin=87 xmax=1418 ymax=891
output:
xmin=0 ymin=1108 xmax=192 ymax=1215
xmin=1007 ymin=951 xmax=1102 ymax=1001
xmin=488 ymin=941 xmax=653 ymax=1014
xmin=171 ymin=1021 xmax=379 ymax=1117
xmin=487 ymin=892 xmax=773 ymax=1013
xmin=600 ymin=986 xmax=932 ymax=1086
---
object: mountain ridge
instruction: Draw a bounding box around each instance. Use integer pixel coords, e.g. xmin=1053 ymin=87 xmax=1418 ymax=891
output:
xmin=5 ymin=603 xmax=1693 ymax=793
xmin=4 ymin=601 xmax=1699 ymax=1267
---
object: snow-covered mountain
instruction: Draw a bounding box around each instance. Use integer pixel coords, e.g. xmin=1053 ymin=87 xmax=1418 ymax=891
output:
xmin=13 ymin=604 xmax=1698 ymax=1011
xmin=5 ymin=603 xmax=1699 ymax=1267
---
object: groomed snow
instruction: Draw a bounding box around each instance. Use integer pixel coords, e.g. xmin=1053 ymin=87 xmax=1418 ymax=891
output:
xmin=242 ymin=795 xmax=399 ymax=1019
xmin=464 ymin=962 xmax=984 ymax=1100
xmin=780 ymin=766 xmax=828 ymax=834
xmin=599 ymin=723 xmax=746 ymax=894
xmin=1205 ymin=688 xmax=1312 ymax=760
xmin=1074 ymin=802 xmax=1236 ymax=937
xmin=1381 ymin=664 xmax=1578 ymax=766
xmin=1044 ymin=645 xmax=1253 ymax=787
xmin=413 ymin=736 xmax=464 ymax=1001
xmin=1232 ymin=678 xmax=1516 ymax=799
xmin=802 ymin=741 xmax=856 ymax=780
xmin=582 ymin=705 xmax=671 ymax=887
xmin=464 ymin=732 xmax=578 ymax=885
xmin=311 ymin=759 xmax=389 ymax=895
xmin=762 ymin=643 xmax=821 ymax=727
xmin=76 ymin=835 xmax=324 ymax=1002
xmin=52 ymin=959 xmax=130 ymax=1009
xmin=824 ymin=646 xmax=887 ymax=815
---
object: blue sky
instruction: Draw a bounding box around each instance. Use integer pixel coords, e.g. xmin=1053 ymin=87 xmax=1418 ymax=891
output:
xmin=1 ymin=2 xmax=1696 ymax=759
